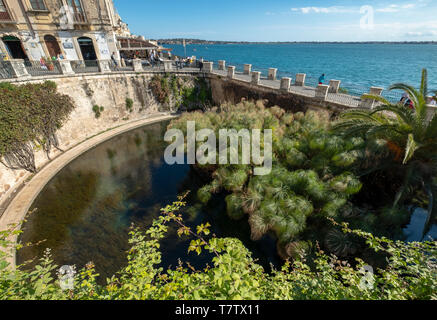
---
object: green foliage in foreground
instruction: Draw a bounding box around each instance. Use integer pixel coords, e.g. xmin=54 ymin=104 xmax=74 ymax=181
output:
xmin=1 ymin=198 xmax=435 ymax=300
xmin=0 ymin=81 xmax=75 ymax=172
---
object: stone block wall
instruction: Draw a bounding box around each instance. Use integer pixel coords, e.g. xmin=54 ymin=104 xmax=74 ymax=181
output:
xmin=0 ymin=72 xmax=202 ymax=212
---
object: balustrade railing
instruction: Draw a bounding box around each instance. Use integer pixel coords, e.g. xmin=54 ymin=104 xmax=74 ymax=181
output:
xmin=24 ymin=60 xmax=62 ymax=77
xmin=70 ymin=60 xmax=99 ymax=73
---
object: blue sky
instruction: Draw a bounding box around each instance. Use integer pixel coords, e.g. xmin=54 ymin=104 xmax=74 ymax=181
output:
xmin=113 ymin=0 xmax=437 ymax=41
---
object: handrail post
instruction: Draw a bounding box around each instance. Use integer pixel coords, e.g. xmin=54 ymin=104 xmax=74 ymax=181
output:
xmin=268 ymin=68 xmax=277 ymax=80
xmin=295 ymin=73 xmax=306 ymax=86
xmin=251 ymin=71 xmax=261 ymax=85
xmin=360 ymin=87 xmax=383 ymax=109
xmin=280 ymin=77 xmax=291 ymax=92
xmin=227 ymin=66 xmax=235 ymax=79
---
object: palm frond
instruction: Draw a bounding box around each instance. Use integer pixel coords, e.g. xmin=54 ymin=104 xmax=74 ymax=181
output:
xmin=421 ymin=69 xmax=428 ymax=98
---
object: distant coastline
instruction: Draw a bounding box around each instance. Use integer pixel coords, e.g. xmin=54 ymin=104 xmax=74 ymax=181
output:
xmin=156 ymin=39 xmax=437 ymax=45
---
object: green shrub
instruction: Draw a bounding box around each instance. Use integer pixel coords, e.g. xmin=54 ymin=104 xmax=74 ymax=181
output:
xmin=92 ymin=105 xmax=104 ymax=118
xmin=0 ymin=199 xmax=435 ymax=300
xmin=125 ymin=98 xmax=134 ymax=113
xmin=0 ymin=81 xmax=75 ymax=172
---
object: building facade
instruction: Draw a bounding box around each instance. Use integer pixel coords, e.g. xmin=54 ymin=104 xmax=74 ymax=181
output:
xmin=0 ymin=0 xmax=127 ymax=61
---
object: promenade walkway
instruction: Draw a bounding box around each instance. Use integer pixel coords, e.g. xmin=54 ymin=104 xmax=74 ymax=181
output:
xmin=211 ymin=68 xmax=361 ymax=108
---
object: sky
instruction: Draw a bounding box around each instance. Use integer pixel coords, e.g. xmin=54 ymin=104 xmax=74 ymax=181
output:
xmin=113 ymin=0 xmax=437 ymax=42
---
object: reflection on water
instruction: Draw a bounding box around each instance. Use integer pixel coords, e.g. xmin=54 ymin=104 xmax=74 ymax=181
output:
xmin=17 ymin=121 xmax=280 ymax=281
xmin=403 ymin=207 xmax=437 ymax=242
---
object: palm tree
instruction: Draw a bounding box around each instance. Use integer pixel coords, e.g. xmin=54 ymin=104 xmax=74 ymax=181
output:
xmin=334 ymin=69 xmax=437 ymax=239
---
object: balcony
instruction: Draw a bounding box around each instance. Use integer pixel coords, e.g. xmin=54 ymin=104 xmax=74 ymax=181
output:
xmin=73 ymin=12 xmax=87 ymax=24
xmin=0 ymin=8 xmax=17 ymax=24
xmin=0 ymin=11 xmax=11 ymax=20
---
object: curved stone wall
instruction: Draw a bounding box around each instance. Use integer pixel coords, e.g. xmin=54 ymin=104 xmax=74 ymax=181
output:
xmin=0 ymin=72 xmax=199 ymax=216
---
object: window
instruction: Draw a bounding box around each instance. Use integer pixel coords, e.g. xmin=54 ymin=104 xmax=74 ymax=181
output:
xmin=67 ymin=0 xmax=85 ymax=22
xmin=0 ymin=0 xmax=7 ymax=12
xmin=29 ymin=0 xmax=47 ymax=11
xmin=0 ymin=0 xmax=11 ymax=20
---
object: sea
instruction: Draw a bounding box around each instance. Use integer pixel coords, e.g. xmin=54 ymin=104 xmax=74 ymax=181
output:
xmin=165 ymin=43 xmax=437 ymax=96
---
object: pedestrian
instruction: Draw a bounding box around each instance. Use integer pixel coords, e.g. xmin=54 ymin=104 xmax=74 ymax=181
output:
xmin=430 ymin=96 xmax=437 ymax=106
xmin=111 ymin=52 xmax=118 ymax=68
xmin=400 ymin=93 xmax=414 ymax=109
xmin=318 ymin=74 xmax=325 ymax=85
xmin=199 ymin=59 xmax=204 ymax=71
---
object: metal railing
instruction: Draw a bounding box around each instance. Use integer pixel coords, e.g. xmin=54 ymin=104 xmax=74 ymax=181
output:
xmin=71 ymin=60 xmax=99 ymax=74
xmin=24 ymin=60 xmax=62 ymax=77
xmin=0 ymin=61 xmax=13 ymax=79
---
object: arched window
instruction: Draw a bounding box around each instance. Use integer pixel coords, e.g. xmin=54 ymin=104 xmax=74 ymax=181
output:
xmin=44 ymin=35 xmax=61 ymax=58
xmin=77 ymin=37 xmax=97 ymax=60
xmin=29 ymin=0 xmax=47 ymax=11
xmin=2 ymin=35 xmax=28 ymax=59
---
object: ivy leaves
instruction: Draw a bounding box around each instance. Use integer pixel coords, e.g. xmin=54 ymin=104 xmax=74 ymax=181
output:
xmin=0 ymin=81 xmax=75 ymax=172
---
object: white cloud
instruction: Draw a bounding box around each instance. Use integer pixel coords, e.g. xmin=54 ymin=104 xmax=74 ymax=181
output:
xmin=291 ymin=6 xmax=357 ymax=14
xmin=376 ymin=3 xmax=416 ymax=12
xmin=290 ymin=3 xmax=418 ymax=15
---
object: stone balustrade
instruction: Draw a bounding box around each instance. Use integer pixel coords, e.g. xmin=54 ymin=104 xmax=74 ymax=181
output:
xmin=295 ymin=73 xmax=306 ymax=86
xmin=329 ymin=80 xmax=341 ymax=94
xmin=98 ymin=60 xmax=112 ymax=73
xmin=268 ymin=68 xmax=277 ymax=81
xmin=228 ymin=66 xmax=236 ymax=79
xmin=360 ymin=87 xmax=384 ymax=109
xmin=133 ymin=59 xmax=143 ymax=72
xmin=4 ymin=57 xmax=435 ymax=116
xmin=280 ymin=77 xmax=291 ymax=92
xmin=203 ymin=62 xmax=213 ymax=73
xmin=218 ymin=60 xmax=226 ymax=71
xmin=251 ymin=71 xmax=261 ymax=85
xmin=316 ymin=84 xmax=330 ymax=101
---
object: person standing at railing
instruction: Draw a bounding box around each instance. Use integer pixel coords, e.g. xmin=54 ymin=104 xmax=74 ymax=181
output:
xmin=318 ymin=74 xmax=326 ymax=85
xmin=111 ymin=52 xmax=118 ymax=69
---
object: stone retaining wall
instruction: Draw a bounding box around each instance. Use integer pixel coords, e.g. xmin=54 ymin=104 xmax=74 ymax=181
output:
xmin=0 ymin=72 xmax=202 ymax=213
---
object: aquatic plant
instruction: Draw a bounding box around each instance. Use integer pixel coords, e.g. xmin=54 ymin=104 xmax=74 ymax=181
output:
xmin=168 ymin=101 xmax=363 ymax=258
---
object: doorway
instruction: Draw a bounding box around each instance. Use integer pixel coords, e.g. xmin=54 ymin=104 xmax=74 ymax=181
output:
xmin=44 ymin=35 xmax=61 ymax=58
xmin=77 ymin=37 xmax=97 ymax=60
xmin=2 ymin=36 xmax=28 ymax=60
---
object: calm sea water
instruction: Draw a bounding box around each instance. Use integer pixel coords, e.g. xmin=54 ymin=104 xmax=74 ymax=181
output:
xmin=166 ymin=43 xmax=437 ymax=94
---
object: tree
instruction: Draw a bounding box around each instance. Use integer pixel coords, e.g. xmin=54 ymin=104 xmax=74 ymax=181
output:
xmin=334 ymin=69 xmax=437 ymax=238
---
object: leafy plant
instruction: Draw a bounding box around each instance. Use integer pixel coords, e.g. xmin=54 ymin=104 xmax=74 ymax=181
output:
xmin=0 ymin=81 xmax=75 ymax=172
xmin=92 ymin=105 xmax=104 ymax=118
xmin=168 ymin=101 xmax=363 ymax=258
xmin=0 ymin=198 xmax=435 ymax=300
xmin=125 ymin=98 xmax=133 ymax=113
xmin=334 ymin=69 xmax=437 ymax=238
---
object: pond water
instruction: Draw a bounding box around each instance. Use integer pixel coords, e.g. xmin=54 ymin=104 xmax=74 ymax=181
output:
xmin=403 ymin=207 xmax=437 ymax=242
xmin=17 ymin=121 xmax=280 ymax=281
